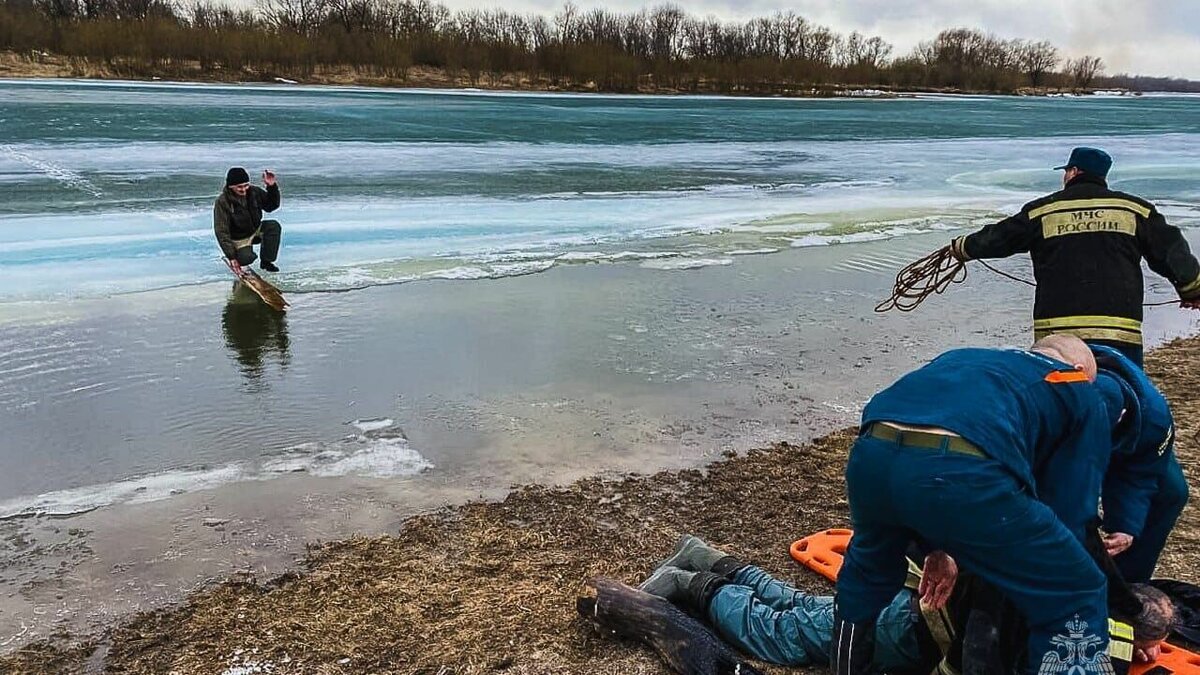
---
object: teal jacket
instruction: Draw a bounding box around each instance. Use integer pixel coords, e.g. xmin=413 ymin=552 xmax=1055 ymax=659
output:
xmin=1091 ymin=345 xmax=1175 ymax=538
xmin=861 ymin=347 xmax=1114 ymax=540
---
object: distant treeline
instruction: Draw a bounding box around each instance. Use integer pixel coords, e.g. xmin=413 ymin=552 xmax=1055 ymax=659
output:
xmin=1103 ymin=74 xmax=1200 ymax=94
xmin=0 ymin=0 xmax=1182 ymax=94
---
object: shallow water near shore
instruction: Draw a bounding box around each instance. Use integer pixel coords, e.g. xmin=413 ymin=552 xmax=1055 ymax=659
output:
xmin=3 ymin=231 xmax=1200 ymax=648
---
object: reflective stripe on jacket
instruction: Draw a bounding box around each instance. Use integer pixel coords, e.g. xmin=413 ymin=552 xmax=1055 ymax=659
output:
xmin=953 ymin=174 xmax=1200 ymax=346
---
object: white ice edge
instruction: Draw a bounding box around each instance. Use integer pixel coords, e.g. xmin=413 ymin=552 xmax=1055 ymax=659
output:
xmin=0 ymin=431 xmax=431 ymax=519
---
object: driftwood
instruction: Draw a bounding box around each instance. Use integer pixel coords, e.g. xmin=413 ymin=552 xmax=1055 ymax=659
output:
xmin=241 ymin=271 xmax=288 ymax=312
xmin=577 ymin=577 xmax=767 ymax=675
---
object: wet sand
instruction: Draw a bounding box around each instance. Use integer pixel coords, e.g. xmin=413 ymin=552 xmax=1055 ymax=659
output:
xmin=1 ymin=235 xmax=1199 ymax=673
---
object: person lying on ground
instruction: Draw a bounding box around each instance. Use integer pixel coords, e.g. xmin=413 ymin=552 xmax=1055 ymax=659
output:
xmin=638 ymin=535 xmax=1175 ymax=675
xmin=836 ymin=334 xmax=1122 ymax=675
xmin=214 ymin=167 xmax=283 ymax=276
xmin=942 ymin=525 xmax=1177 ymax=675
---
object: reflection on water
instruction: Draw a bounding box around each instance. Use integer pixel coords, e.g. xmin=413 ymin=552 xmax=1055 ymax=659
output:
xmin=221 ymin=282 xmax=290 ymax=381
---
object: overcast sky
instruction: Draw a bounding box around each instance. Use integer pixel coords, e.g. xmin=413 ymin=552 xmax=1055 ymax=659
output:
xmin=435 ymin=0 xmax=1200 ymax=79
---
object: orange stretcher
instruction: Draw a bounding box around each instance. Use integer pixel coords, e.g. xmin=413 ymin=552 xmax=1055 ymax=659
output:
xmin=789 ymin=528 xmax=851 ymax=583
xmin=789 ymin=530 xmax=1200 ymax=675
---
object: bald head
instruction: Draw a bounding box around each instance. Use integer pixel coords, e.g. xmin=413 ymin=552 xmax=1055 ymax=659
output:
xmin=1031 ymin=334 xmax=1097 ymax=382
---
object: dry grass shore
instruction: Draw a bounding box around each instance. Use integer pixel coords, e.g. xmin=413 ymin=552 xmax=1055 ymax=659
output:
xmin=3 ymin=336 xmax=1198 ymax=674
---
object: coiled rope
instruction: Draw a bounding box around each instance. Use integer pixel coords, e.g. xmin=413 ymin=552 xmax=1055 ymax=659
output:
xmin=875 ymin=244 xmax=1181 ymax=313
xmin=874 ymin=245 xmax=967 ymax=313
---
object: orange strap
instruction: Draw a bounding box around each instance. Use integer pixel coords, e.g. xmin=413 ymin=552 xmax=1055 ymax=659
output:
xmin=1045 ymin=370 xmax=1090 ymax=384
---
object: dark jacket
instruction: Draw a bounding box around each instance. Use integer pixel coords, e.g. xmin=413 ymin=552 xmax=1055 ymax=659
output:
xmin=213 ymin=184 xmax=281 ymax=260
xmin=1148 ymin=579 xmax=1200 ymax=647
xmin=952 ymin=174 xmax=1200 ymax=347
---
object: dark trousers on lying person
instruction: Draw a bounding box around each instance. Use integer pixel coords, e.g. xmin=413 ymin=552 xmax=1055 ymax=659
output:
xmin=836 ymin=435 xmax=1110 ymax=675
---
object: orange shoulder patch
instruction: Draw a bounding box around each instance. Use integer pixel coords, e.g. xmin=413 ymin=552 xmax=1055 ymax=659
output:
xmin=1045 ymin=370 xmax=1090 ymax=384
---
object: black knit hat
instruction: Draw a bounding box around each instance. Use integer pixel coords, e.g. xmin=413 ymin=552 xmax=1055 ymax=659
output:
xmin=225 ymin=167 xmax=251 ymax=187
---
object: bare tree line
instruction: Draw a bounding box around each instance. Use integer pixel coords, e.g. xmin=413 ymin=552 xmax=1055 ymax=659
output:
xmin=0 ymin=0 xmax=1122 ymax=93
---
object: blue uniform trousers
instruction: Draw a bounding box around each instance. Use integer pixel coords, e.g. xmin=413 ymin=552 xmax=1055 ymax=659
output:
xmin=706 ymin=565 xmax=922 ymax=669
xmin=1116 ymin=455 xmax=1189 ymax=582
xmin=837 ymin=435 xmax=1108 ymax=675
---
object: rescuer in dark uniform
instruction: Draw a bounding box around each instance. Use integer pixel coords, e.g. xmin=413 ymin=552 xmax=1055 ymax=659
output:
xmin=950 ymin=147 xmax=1200 ymax=365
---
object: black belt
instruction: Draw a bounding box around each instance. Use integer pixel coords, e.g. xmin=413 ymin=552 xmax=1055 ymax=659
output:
xmin=866 ymin=423 xmax=987 ymax=459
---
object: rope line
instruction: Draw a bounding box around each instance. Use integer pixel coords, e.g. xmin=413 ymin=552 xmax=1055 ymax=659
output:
xmin=974 ymin=258 xmax=1034 ymax=287
xmin=876 ymin=245 xmax=1183 ymax=312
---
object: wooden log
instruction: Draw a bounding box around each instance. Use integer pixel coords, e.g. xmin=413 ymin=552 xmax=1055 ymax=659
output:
xmin=241 ymin=271 xmax=288 ymax=312
xmin=577 ymin=577 xmax=766 ymax=675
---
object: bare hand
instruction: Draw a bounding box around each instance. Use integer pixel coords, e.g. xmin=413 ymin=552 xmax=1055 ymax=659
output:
xmin=918 ymin=551 xmax=958 ymax=610
xmin=263 ymin=169 xmax=277 ymax=186
xmin=947 ymin=240 xmax=967 ymax=262
xmin=226 ymin=258 xmax=245 ymax=278
xmin=1135 ymin=644 xmax=1162 ymax=663
xmin=1103 ymin=532 xmax=1134 ymax=556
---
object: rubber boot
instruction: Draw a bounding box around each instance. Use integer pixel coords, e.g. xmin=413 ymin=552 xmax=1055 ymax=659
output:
xmin=831 ymin=602 xmax=877 ymax=675
xmin=639 ymin=565 xmax=695 ymax=602
xmin=651 ymin=535 xmax=747 ymax=577
xmin=640 ymin=566 xmax=729 ymax=615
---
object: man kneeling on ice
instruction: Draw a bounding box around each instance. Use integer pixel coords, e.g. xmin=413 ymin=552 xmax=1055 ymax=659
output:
xmin=215 ymin=167 xmax=283 ymax=275
xmin=638 ymin=534 xmax=1175 ymax=675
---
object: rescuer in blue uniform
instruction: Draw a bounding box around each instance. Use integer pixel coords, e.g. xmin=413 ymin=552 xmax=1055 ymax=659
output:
xmin=832 ymin=335 xmax=1122 ymax=675
xmin=1092 ymin=344 xmax=1189 ymax=584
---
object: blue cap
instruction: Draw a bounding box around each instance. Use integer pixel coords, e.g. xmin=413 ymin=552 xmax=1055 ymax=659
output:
xmin=1054 ymin=147 xmax=1113 ymax=177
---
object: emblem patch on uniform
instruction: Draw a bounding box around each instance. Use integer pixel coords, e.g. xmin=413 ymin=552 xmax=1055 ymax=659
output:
xmin=1037 ymin=616 xmax=1112 ymax=675
xmin=1041 ymin=209 xmax=1137 ymax=238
